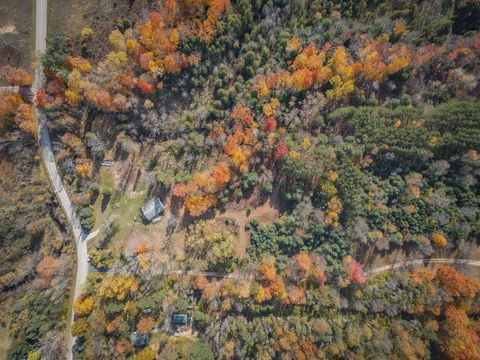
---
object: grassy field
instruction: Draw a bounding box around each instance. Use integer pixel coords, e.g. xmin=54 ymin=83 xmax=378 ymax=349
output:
xmin=89 ymin=165 xmax=184 ymax=261
xmin=90 ymin=167 xmax=150 ymax=250
xmin=0 ymin=0 xmax=34 ymax=72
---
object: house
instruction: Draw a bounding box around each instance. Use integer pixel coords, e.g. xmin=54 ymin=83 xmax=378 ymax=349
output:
xmin=130 ymin=332 xmax=148 ymax=347
xmin=141 ymin=198 xmax=166 ymax=223
xmin=172 ymin=314 xmax=189 ymax=326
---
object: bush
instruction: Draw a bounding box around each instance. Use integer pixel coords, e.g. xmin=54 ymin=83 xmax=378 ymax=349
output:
xmin=89 ymin=182 xmax=100 ymax=203
xmin=173 ymin=297 xmax=190 ymax=313
xmin=242 ymin=172 xmax=259 ymax=191
xmin=79 ymin=206 xmax=95 ymax=232
xmin=193 ymin=310 xmax=214 ymax=331
xmin=101 ymin=190 xmax=112 ymax=212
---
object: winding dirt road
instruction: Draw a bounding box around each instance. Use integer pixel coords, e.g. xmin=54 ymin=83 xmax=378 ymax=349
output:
xmin=162 ymin=257 xmax=480 ymax=280
xmin=33 ymin=1 xmax=88 ymax=358
xmin=365 ymin=258 xmax=480 ymax=276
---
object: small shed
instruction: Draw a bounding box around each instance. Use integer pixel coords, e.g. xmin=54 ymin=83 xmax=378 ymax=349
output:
xmin=172 ymin=314 xmax=189 ymax=325
xmin=101 ymin=159 xmax=114 ymax=166
xmin=130 ymin=332 xmax=148 ymax=347
xmin=141 ymin=198 xmax=165 ymax=223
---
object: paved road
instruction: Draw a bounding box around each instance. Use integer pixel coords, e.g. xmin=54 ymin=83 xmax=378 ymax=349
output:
xmin=33 ymin=1 xmax=88 ymax=358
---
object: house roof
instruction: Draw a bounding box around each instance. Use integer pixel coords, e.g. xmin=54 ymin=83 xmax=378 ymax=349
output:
xmin=172 ymin=314 xmax=189 ymax=325
xmin=141 ymin=198 xmax=165 ymax=222
xmin=130 ymin=332 xmax=148 ymax=347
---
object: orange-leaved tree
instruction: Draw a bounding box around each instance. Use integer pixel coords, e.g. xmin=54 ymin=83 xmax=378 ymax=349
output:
xmin=436 ymin=266 xmax=480 ymax=299
xmin=0 ymin=65 xmax=33 ymax=86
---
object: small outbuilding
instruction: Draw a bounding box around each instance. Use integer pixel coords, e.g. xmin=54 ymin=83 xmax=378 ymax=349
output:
xmin=141 ymin=198 xmax=166 ymax=223
xmin=101 ymin=159 xmax=114 ymax=166
xmin=172 ymin=314 xmax=189 ymax=326
xmin=130 ymin=332 xmax=148 ymax=347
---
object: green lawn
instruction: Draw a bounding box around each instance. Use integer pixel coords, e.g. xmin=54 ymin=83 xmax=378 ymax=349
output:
xmin=89 ymin=168 xmax=150 ymax=250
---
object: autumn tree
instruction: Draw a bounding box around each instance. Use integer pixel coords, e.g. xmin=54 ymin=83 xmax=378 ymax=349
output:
xmin=0 ymin=94 xmax=22 ymax=121
xmin=137 ymin=348 xmax=156 ymax=360
xmin=347 ymin=260 xmax=365 ymax=285
xmin=36 ymin=256 xmax=58 ymax=286
xmin=196 ymin=275 xmax=208 ymax=290
xmin=264 ymin=117 xmax=277 ymax=132
xmin=0 ymin=65 xmax=33 ymax=86
xmin=99 ymin=275 xmax=139 ymax=301
xmin=74 ymin=296 xmax=94 ymax=317
xmin=76 ymin=162 xmax=92 ymax=178
xmin=114 ymin=339 xmax=132 ymax=354
xmin=438 ymin=305 xmax=480 ymax=360
xmin=172 ymin=184 xmax=187 ymax=198
xmin=436 ymin=266 xmax=480 ymax=299
xmin=259 ymin=256 xmax=277 ymax=282
xmin=287 ymin=285 xmax=306 ymax=304
xmin=14 ymin=104 xmax=37 ymax=137
xmin=212 ymin=162 xmax=231 ymax=189
xmin=270 ymin=276 xmax=287 ymax=302
xmin=362 ymin=50 xmax=386 ymax=81
xmin=137 ymin=316 xmax=156 ymax=333
xmin=186 ymin=194 xmax=218 ymax=216
xmin=275 ymin=141 xmax=289 ymax=159
xmin=295 ymin=251 xmax=312 ymax=275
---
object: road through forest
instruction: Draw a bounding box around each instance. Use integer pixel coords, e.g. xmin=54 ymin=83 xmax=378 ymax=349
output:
xmin=33 ymin=1 xmax=88 ymax=358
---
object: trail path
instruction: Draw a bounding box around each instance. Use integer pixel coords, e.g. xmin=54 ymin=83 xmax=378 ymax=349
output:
xmin=365 ymin=258 xmax=480 ymax=276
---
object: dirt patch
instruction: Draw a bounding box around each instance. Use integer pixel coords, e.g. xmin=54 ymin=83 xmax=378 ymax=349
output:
xmin=216 ymin=190 xmax=282 ymax=257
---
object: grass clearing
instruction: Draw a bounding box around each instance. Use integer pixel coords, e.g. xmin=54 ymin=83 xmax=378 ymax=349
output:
xmin=90 ymin=167 xmax=152 ymax=250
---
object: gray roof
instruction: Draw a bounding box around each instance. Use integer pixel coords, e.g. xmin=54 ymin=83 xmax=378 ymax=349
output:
xmin=130 ymin=332 xmax=148 ymax=347
xmin=141 ymin=198 xmax=165 ymax=221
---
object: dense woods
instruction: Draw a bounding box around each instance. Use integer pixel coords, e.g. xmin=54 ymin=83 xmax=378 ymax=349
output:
xmin=0 ymin=70 xmax=73 ymax=358
xmin=1 ymin=0 xmax=480 ymax=358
